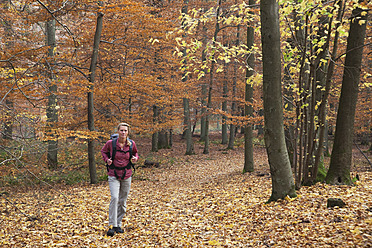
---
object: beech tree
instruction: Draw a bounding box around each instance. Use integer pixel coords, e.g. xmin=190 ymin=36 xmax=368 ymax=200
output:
xmin=326 ymin=2 xmax=368 ymax=185
xmin=181 ymin=0 xmax=195 ymax=155
xmin=277 ymin=0 xmax=371 ymax=187
xmin=45 ymin=19 xmax=58 ymax=169
xmin=1 ymin=0 xmax=13 ymax=140
xmin=243 ymin=0 xmax=255 ymax=173
xmin=1 ymin=0 xmax=370 ymax=191
xmin=260 ymin=0 xmax=296 ymax=201
xmin=87 ymin=12 xmax=104 ymax=184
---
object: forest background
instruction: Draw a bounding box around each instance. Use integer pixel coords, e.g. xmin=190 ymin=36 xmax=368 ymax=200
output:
xmin=0 ymin=0 xmax=371 ymax=246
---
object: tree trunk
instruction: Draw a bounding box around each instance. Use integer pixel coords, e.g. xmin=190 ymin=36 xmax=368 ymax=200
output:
xmin=158 ymin=129 xmax=169 ymax=149
xmin=221 ymin=62 xmax=228 ymax=145
xmin=203 ymin=0 xmax=222 ymax=154
xmin=1 ymin=0 xmax=13 ymax=140
xmin=200 ymin=14 xmax=208 ymax=141
xmin=152 ymin=105 xmax=159 ymax=152
xmin=227 ymin=24 xmax=240 ymax=150
xmin=314 ymin=0 xmax=344 ymax=182
xmin=260 ymin=0 xmax=296 ymax=202
xmin=199 ymin=19 xmax=208 ymax=142
xmin=169 ymin=129 xmax=173 ymax=148
xmin=326 ymin=4 xmax=367 ymax=185
xmin=243 ymin=8 xmax=255 ymax=173
xmin=46 ymin=19 xmax=58 ymax=169
xmin=200 ymin=84 xmax=207 ymax=141
xmin=183 ymin=98 xmax=195 ymax=155
xmin=221 ymin=29 xmax=228 ymax=145
xmin=2 ymin=99 xmax=13 ymax=139
xmin=88 ymin=12 xmax=103 ymax=184
xmin=181 ymin=0 xmax=194 ymax=155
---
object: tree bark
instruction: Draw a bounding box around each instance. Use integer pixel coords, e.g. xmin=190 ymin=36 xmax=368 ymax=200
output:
xmin=88 ymin=12 xmax=103 ymax=184
xmin=152 ymin=105 xmax=159 ymax=152
xmin=200 ymin=84 xmax=207 ymax=141
xmin=243 ymin=4 xmax=255 ymax=173
xmin=313 ymin=0 xmax=345 ymax=183
xmin=199 ymin=16 xmax=208 ymax=142
xmin=1 ymin=0 xmax=13 ymax=140
xmin=221 ymin=60 xmax=228 ymax=145
xmin=326 ymin=4 xmax=367 ymax=185
xmin=183 ymin=98 xmax=195 ymax=154
xmin=228 ymin=24 xmax=240 ymax=150
xmin=46 ymin=19 xmax=58 ymax=169
xmin=204 ymin=0 xmax=222 ymax=154
xmin=181 ymin=0 xmax=194 ymax=155
xmin=158 ymin=129 xmax=169 ymax=149
xmin=260 ymin=0 xmax=296 ymax=201
xmin=2 ymin=99 xmax=13 ymax=139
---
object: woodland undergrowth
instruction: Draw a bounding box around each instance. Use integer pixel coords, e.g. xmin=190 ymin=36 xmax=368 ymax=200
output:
xmin=0 ymin=134 xmax=371 ymax=247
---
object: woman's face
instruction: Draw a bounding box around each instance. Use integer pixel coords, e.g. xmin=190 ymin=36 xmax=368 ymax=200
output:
xmin=118 ymin=125 xmax=129 ymax=140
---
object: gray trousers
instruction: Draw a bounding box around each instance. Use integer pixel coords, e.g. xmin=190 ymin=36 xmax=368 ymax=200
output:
xmin=108 ymin=176 xmax=131 ymax=227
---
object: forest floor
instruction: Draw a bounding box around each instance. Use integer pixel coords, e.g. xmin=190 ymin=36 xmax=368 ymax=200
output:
xmin=0 ymin=133 xmax=371 ymax=247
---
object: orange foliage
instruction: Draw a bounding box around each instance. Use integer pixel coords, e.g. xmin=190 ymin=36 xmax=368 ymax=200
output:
xmin=0 ymin=0 xmax=370 ymax=145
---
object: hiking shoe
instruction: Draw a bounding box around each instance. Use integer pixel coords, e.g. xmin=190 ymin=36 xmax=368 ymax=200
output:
xmin=107 ymin=228 xmax=115 ymax=237
xmin=114 ymin=226 xmax=124 ymax=233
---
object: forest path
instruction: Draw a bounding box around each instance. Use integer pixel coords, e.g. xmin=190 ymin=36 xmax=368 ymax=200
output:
xmin=1 ymin=134 xmax=371 ymax=247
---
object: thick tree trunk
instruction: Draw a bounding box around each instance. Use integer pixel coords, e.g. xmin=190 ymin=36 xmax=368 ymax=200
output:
xmin=260 ymin=0 xmax=296 ymax=201
xmin=158 ymin=129 xmax=169 ymax=149
xmin=326 ymin=4 xmax=367 ymax=185
xmin=46 ymin=19 xmax=58 ymax=169
xmin=88 ymin=12 xmax=103 ymax=184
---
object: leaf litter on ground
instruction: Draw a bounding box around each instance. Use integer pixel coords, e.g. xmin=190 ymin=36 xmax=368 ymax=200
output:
xmin=1 ymin=135 xmax=371 ymax=247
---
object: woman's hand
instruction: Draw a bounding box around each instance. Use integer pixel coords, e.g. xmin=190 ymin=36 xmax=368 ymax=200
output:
xmin=131 ymin=156 xmax=138 ymax=163
xmin=107 ymin=158 xmax=112 ymax=165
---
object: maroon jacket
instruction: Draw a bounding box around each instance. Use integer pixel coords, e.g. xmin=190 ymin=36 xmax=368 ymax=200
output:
xmin=101 ymin=139 xmax=139 ymax=180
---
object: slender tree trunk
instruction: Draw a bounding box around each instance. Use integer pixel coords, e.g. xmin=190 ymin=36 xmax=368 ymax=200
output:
xmin=228 ymin=24 xmax=240 ymax=150
xmin=88 ymin=12 xmax=103 ymax=184
xmin=293 ymin=6 xmax=307 ymax=187
xmin=260 ymin=0 xmax=296 ymax=202
xmin=221 ymin=30 xmax=228 ymax=145
xmin=199 ymin=21 xmax=208 ymax=142
xmin=200 ymin=84 xmax=207 ymax=141
xmin=2 ymin=0 xmax=13 ymax=140
xmin=204 ymin=0 xmax=221 ymax=154
xmin=183 ymin=98 xmax=195 ymax=154
xmin=243 ymin=6 xmax=255 ymax=173
xmin=298 ymin=15 xmax=312 ymax=185
xmin=181 ymin=0 xmax=194 ymax=155
xmin=326 ymin=4 xmax=367 ymax=185
xmin=2 ymin=99 xmax=13 ymax=139
xmin=152 ymin=105 xmax=159 ymax=152
xmin=221 ymin=59 xmax=228 ymax=145
xmin=314 ymin=0 xmax=344 ymax=178
xmin=46 ymin=19 xmax=58 ymax=169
